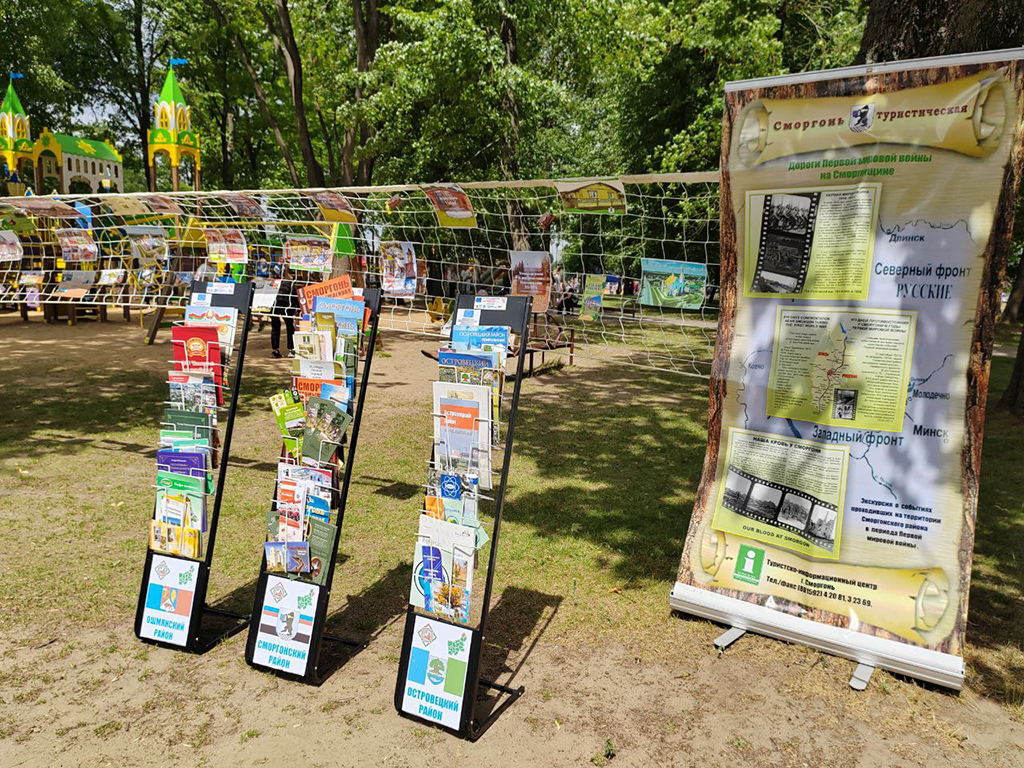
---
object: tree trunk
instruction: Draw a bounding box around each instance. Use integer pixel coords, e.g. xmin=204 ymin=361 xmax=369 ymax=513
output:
xmin=1003 ymin=260 xmax=1024 ymax=323
xmin=500 ymin=5 xmax=530 ymax=250
xmin=132 ymin=0 xmax=155 ymax=191
xmin=314 ymin=96 xmax=340 ymax=185
xmin=232 ymin=27 xmax=301 ymax=186
xmin=266 ymin=0 xmax=324 ymax=187
xmin=341 ymin=127 xmax=356 ymax=186
xmin=217 ymin=32 xmax=235 ymax=189
xmin=1000 ymin=328 xmax=1024 ymax=418
xmin=856 ymin=0 xmax=1024 ymax=64
xmin=351 ymin=0 xmax=381 ymax=185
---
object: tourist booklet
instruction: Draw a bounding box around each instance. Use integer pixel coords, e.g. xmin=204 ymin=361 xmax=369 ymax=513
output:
xmin=155 ymin=487 xmax=206 ymax=532
xmin=312 ymin=295 xmax=364 ymax=336
xmin=270 ymin=389 xmax=305 ymax=457
xmin=168 ymin=372 xmax=218 ymax=412
xmin=277 ymin=463 xmax=332 ymax=517
xmin=432 ymin=381 xmax=493 ymax=488
xmin=437 ymin=348 xmax=502 ymax=441
xmin=307 ymin=518 xmax=337 ymax=585
xmin=450 ymin=324 xmax=510 ymax=352
xmin=409 ymin=515 xmax=475 ymax=624
xmin=302 ymin=396 xmax=352 ymax=466
xmin=277 ymin=478 xmax=306 ymax=542
xmin=171 ymin=325 xmax=224 ymax=391
xmin=183 ymin=304 xmax=238 ymax=358
xmin=297 ymin=274 xmax=353 ymax=315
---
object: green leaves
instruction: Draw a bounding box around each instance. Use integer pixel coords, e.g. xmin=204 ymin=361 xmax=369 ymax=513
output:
xmin=13 ymin=0 xmax=866 ymax=189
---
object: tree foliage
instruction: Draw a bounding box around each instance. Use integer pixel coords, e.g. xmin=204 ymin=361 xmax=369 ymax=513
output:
xmin=8 ymin=0 xmax=869 ymax=191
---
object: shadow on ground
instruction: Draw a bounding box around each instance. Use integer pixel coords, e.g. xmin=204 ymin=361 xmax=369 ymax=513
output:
xmin=510 ymin=362 xmax=709 ymax=584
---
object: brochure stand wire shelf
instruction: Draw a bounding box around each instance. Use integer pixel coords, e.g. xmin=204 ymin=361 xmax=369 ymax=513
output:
xmin=244 ymin=288 xmax=383 ymax=684
xmin=394 ymin=293 xmax=532 ymax=741
xmin=134 ymin=280 xmax=255 ymax=653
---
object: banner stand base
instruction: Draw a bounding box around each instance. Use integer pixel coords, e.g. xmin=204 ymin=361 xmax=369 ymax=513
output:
xmin=850 ymin=663 xmax=875 ymax=691
xmin=713 ymin=626 xmax=746 ymax=650
xmin=670 ymin=581 xmax=964 ymax=691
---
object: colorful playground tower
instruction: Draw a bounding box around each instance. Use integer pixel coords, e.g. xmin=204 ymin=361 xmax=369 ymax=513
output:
xmin=0 ymin=78 xmax=33 ymax=187
xmin=2 ymin=75 xmax=124 ymax=194
xmin=147 ymin=64 xmax=201 ymax=191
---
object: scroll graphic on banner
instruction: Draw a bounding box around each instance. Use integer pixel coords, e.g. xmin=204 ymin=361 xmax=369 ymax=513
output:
xmin=734 ymin=69 xmax=1013 ymax=168
xmin=671 ymin=51 xmax=1024 ymax=690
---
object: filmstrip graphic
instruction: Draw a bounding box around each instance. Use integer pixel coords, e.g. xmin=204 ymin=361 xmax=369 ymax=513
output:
xmin=832 ymin=388 xmax=858 ymax=420
xmin=722 ymin=465 xmax=839 ymax=552
xmin=751 ymin=192 xmax=819 ymax=294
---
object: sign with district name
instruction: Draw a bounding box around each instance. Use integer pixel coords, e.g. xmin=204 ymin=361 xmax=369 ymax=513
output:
xmin=672 ymin=51 xmax=1024 ymax=689
xmin=139 ymin=555 xmax=197 ymax=647
xmin=400 ymin=615 xmax=471 ymax=731
xmin=252 ymin=575 xmax=319 ymax=676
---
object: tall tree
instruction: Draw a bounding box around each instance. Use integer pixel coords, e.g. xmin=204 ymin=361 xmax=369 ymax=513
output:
xmin=0 ymin=0 xmax=97 ymax=133
xmin=854 ymin=1 xmax=1024 ymax=416
xmin=349 ymin=0 xmax=383 ymax=185
xmin=91 ymin=0 xmax=169 ymax=191
xmin=262 ymin=0 xmax=324 ymax=186
xmin=856 ymin=0 xmax=1024 ymax=64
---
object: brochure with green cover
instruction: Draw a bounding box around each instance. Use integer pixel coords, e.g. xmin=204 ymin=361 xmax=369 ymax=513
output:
xmin=308 ymin=518 xmax=338 ymax=586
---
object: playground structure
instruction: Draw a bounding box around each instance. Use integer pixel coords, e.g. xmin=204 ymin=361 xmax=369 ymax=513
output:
xmin=147 ymin=65 xmax=201 ymax=192
xmin=1 ymin=78 xmax=125 ymax=195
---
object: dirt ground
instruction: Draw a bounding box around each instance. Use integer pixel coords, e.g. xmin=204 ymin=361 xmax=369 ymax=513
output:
xmin=1 ymin=310 xmax=1023 ymax=768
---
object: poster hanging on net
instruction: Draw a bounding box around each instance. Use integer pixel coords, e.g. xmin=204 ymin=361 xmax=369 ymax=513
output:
xmin=671 ymin=50 xmax=1024 ymax=689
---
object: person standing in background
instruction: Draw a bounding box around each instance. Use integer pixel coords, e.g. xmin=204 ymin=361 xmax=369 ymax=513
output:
xmin=271 ymin=269 xmax=298 ymax=358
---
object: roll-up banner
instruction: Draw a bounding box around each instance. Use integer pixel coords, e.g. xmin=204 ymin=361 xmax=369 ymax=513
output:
xmin=671 ymin=50 xmax=1024 ymax=689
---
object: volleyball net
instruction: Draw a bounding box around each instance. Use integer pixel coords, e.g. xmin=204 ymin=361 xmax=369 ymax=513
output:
xmin=0 ymin=173 xmax=720 ymax=376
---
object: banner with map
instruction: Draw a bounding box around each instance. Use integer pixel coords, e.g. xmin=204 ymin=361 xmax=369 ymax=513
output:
xmin=671 ymin=51 xmax=1024 ymax=688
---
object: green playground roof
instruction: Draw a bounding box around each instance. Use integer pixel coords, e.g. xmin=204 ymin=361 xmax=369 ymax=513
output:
xmin=2 ymin=80 xmax=27 ymax=117
xmin=158 ymin=66 xmax=186 ymax=106
xmin=37 ymin=130 xmax=121 ymax=163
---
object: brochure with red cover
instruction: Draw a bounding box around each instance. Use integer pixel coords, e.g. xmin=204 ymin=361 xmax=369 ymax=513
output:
xmin=171 ymin=325 xmax=224 ymax=402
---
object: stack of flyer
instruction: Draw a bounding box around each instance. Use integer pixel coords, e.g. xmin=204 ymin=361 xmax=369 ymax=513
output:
xmin=410 ymin=303 xmax=510 ymax=624
xmin=151 ymin=300 xmax=238 ymax=559
xmin=263 ymin=275 xmax=364 ymax=586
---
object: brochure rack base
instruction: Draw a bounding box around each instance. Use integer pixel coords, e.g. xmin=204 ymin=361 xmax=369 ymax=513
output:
xmin=134 ymin=281 xmax=255 ymax=654
xmin=394 ymin=295 xmax=532 ymax=740
xmin=244 ymin=289 xmax=382 ymax=685
xmin=135 ymin=551 xmax=252 ymax=653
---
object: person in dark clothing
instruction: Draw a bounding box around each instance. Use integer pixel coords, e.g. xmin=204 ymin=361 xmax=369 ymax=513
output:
xmin=271 ymin=272 xmax=299 ymax=358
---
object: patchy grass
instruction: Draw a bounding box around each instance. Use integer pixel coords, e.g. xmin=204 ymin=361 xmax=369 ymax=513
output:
xmin=0 ymin=318 xmax=1022 ymax=765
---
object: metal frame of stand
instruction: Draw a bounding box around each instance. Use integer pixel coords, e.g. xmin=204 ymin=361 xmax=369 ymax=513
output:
xmin=134 ymin=280 xmax=255 ymax=653
xmin=243 ymin=288 xmax=382 ymax=684
xmin=394 ymin=293 xmax=532 ymax=740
